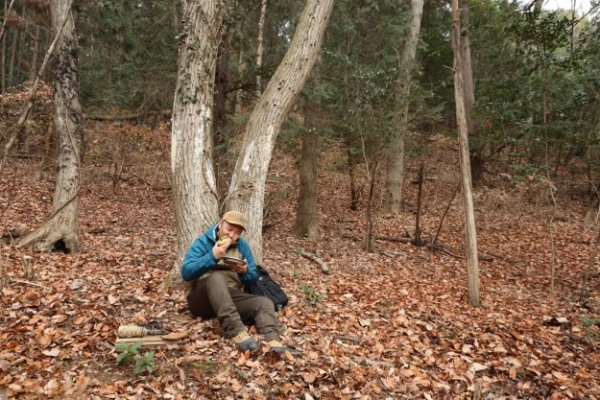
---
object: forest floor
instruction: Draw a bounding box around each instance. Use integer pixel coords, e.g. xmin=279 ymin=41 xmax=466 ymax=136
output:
xmin=0 ymin=121 xmax=599 ymax=400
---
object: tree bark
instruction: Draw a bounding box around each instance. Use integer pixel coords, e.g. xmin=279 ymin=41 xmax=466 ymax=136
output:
xmin=384 ymin=0 xmax=424 ymax=215
xmin=8 ymin=27 xmax=18 ymax=87
xmin=29 ymin=24 xmax=41 ymax=82
xmin=171 ymin=0 xmax=225 ymax=260
xmin=1 ymin=6 xmax=6 ymax=96
xmin=451 ymin=0 xmax=480 ymax=307
xmin=227 ymin=0 xmax=335 ymax=263
xmin=15 ymin=9 xmax=26 ymax=85
xmin=214 ymin=38 xmax=228 ymax=146
xmin=459 ymin=0 xmax=482 ymax=186
xmin=460 ymin=0 xmax=475 ymax=135
xmin=255 ymin=0 xmax=267 ymax=98
xmin=346 ymin=140 xmax=359 ymax=211
xmin=18 ymin=0 xmax=83 ymax=253
xmin=293 ymin=99 xmax=320 ymax=241
xmin=235 ymin=47 xmax=246 ymax=114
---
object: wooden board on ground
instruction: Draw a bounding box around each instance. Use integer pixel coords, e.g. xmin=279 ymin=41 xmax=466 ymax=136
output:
xmin=115 ymin=335 xmax=179 ymax=347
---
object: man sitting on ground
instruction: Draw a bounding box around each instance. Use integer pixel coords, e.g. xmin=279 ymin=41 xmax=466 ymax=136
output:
xmin=181 ymin=210 xmax=294 ymax=354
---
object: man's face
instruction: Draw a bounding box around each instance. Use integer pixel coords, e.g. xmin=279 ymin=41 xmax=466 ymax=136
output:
xmin=219 ymin=220 xmax=244 ymax=241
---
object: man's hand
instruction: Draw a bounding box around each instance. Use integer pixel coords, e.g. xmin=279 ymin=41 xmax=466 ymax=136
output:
xmin=228 ymin=260 xmax=248 ymax=275
xmin=212 ymin=239 xmax=231 ymax=259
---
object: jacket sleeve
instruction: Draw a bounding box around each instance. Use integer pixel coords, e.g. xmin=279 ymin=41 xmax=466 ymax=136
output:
xmin=181 ymin=236 xmax=219 ymax=281
xmin=237 ymin=239 xmax=259 ymax=283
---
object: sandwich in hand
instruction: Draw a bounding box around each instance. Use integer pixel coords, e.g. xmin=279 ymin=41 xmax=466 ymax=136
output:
xmin=217 ymin=234 xmax=232 ymax=247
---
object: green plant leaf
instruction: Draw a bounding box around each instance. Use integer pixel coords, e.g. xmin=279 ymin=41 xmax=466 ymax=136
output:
xmin=116 ymin=352 xmax=130 ymax=366
xmin=115 ymin=342 xmax=131 ymax=352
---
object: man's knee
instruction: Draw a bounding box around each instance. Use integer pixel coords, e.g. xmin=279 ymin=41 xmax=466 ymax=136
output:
xmin=255 ymin=296 xmax=276 ymax=312
xmin=205 ymin=272 xmax=227 ymax=288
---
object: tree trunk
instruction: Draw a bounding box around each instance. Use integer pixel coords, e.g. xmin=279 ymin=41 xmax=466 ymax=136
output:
xmin=8 ymin=27 xmax=18 ymax=87
xmin=255 ymin=0 xmax=267 ymax=98
xmin=235 ymin=47 xmax=246 ymax=114
xmin=1 ymin=0 xmax=17 ymax=94
xmin=460 ymin=0 xmax=475 ymax=134
xmin=18 ymin=0 xmax=83 ymax=253
xmin=227 ymin=0 xmax=335 ymax=263
xmin=384 ymin=0 xmax=424 ymax=215
xmin=15 ymin=9 xmax=26 ymax=85
xmin=365 ymin=160 xmax=379 ymax=253
xmin=29 ymin=24 xmax=40 ymax=82
xmin=293 ymin=100 xmax=320 ymax=241
xmin=451 ymin=0 xmax=480 ymax=307
xmin=346 ymin=140 xmax=359 ymax=211
xmin=459 ymin=0 xmax=482 ymax=187
xmin=1 ymin=5 xmax=6 ymax=96
xmin=214 ymin=39 xmax=228 ymax=146
xmin=170 ymin=0 xmax=225 ymax=260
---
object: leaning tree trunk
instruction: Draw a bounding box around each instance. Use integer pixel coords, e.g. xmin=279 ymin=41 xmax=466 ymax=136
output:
xmin=19 ymin=0 xmax=82 ymax=253
xmin=171 ymin=0 xmax=225 ymax=261
xmin=452 ymin=0 xmax=480 ymax=307
xmin=384 ymin=0 xmax=424 ymax=215
xmin=227 ymin=0 xmax=335 ymax=263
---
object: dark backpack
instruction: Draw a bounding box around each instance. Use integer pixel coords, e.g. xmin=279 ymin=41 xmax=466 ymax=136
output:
xmin=245 ymin=265 xmax=289 ymax=311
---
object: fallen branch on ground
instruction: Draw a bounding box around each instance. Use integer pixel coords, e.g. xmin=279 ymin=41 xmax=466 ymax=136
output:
xmin=9 ymin=278 xmax=45 ymax=288
xmin=297 ymin=249 xmax=330 ymax=274
xmin=372 ymin=233 xmax=495 ymax=262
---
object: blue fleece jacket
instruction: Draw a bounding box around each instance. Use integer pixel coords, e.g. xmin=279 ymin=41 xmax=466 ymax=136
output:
xmin=181 ymin=224 xmax=259 ymax=283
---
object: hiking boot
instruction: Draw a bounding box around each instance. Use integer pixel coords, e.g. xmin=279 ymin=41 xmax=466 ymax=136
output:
xmin=231 ymin=329 xmax=259 ymax=352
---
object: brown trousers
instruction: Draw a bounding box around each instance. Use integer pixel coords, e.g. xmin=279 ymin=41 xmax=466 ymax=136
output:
xmin=186 ymin=271 xmax=280 ymax=342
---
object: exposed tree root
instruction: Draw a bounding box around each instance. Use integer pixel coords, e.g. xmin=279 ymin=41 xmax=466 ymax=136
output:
xmin=18 ymin=224 xmax=79 ymax=253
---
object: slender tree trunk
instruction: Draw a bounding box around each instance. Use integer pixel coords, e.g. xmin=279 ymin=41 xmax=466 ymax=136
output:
xmin=18 ymin=0 xmax=83 ymax=253
xmin=346 ymin=140 xmax=359 ymax=211
xmin=342 ymin=39 xmax=359 ymax=212
xmin=365 ymin=165 xmax=377 ymax=252
xmin=293 ymin=99 xmax=320 ymax=241
xmin=460 ymin=0 xmax=475 ymax=134
xmin=1 ymin=0 xmax=10 ymax=96
xmin=0 ymin=0 xmax=16 ymax=44
xmin=235 ymin=48 xmax=246 ymax=114
xmin=8 ymin=28 xmax=18 ymax=87
xmin=384 ymin=0 xmax=424 ymax=215
xmin=171 ymin=0 xmax=225 ymax=261
xmin=459 ymin=0 xmax=482 ymax=187
xmin=29 ymin=24 xmax=40 ymax=82
xmin=15 ymin=10 xmax=26 ymax=85
xmin=255 ymin=0 xmax=267 ymax=98
xmin=452 ymin=0 xmax=480 ymax=307
xmin=233 ymin=4 xmax=247 ymax=114
xmin=1 ymin=7 xmax=6 ymax=96
xmin=227 ymin=0 xmax=335 ymax=263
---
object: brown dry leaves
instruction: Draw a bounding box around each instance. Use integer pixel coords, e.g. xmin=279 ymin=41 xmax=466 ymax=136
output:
xmin=1 ymin=130 xmax=599 ymax=399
